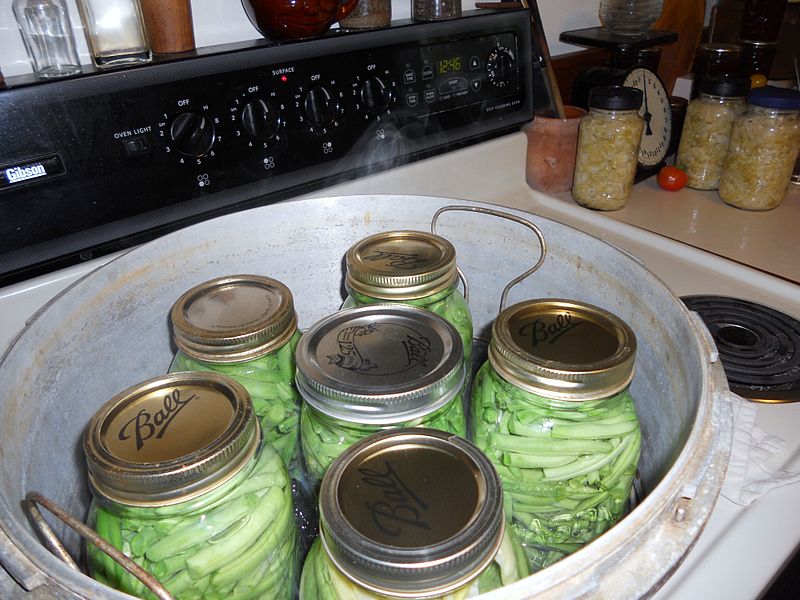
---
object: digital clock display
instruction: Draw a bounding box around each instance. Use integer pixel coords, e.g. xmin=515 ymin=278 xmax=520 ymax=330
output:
xmin=437 ymin=57 xmax=462 ymax=75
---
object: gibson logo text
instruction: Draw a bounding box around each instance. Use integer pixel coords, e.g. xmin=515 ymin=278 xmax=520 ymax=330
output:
xmin=6 ymin=164 xmax=47 ymax=184
xmin=118 ymin=389 xmax=197 ymax=451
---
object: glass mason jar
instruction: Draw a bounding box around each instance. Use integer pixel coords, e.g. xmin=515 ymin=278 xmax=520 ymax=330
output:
xmin=719 ymin=86 xmax=800 ymax=210
xmin=572 ymin=86 xmax=644 ymax=211
xmin=168 ymin=275 xmax=302 ymax=474
xmin=76 ymin=0 xmax=151 ymax=67
xmin=299 ymin=428 xmax=529 ymax=598
xmin=470 ymin=299 xmax=640 ymax=572
xmin=83 ymin=372 xmax=299 ymax=599
xmin=599 ymin=0 xmax=663 ymax=36
xmin=296 ymin=305 xmax=467 ymax=486
xmin=676 ymin=76 xmax=749 ymax=190
xmin=342 ymin=230 xmax=473 ymax=367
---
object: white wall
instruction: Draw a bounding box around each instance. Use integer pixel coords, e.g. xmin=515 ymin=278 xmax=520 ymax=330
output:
xmin=0 ymin=1 xmax=717 ymax=78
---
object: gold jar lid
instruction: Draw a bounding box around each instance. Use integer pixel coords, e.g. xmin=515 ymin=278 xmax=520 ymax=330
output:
xmin=319 ymin=428 xmax=504 ymax=597
xmin=345 ymin=231 xmax=458 ymax=300
xmin=489 ymin=299 xmax=637 ymax=401
xmin=83 ymin=372 xmax=259 ymax=506
xmin=170 ymin=274 xmax=297 ymax=363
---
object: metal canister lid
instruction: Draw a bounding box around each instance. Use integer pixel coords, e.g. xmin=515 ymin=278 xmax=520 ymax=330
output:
xmin=295 ymin=305 xmax=464 ymax=424
xmin=170 ymin=274 xmax=297 ymax=363
xmin=489 ymin=299 xmax=637 ymax=401
xmin=345 ymin=231 xmax=458 ymax=300
xmin=319 ymin=428 xmax=504 ymax=597
xmin=83 ymin=372 xmax=259 ymax=506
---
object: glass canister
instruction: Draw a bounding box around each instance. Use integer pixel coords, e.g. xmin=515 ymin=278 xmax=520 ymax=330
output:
xmin=296 ymin=305 xmax=467 ymax=486
xmin=719 ymin=86 xmax=800 ymax=210
xmin=13 ymin=0 xmax=81 ymax=78
xmin=83 ymin=372 xmax=299 ymax=599
xmin=168 ymin=274 xmax=302 ymax=474
xmin=690 ymin=43 xmax=742 ymax=99
xmin=676 ymin=76 xmax=750 ymax=190
xmin=572 ymin=86 xmax=644 ymax=211
xmin=342 ymin=230 xmax=473 ymax=367
xmin=598 ymin=0 xmax=664 ymax=36
xmin=470 ymin=299 xmax=640 ymax=571
xmin=299 ymin=428 xmax=529 ymax=598
xmin=76 ymin=0 xmax=151 ymax=68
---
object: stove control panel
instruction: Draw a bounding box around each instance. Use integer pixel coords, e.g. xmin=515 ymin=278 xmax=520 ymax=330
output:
xmin=0 ymin=10 xmax=534 ymax=284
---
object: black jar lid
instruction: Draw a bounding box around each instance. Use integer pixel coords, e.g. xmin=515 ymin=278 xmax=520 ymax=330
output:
xmin=588 ymin=85 xmax=643 ymax=111
xmin=700 ymin=75 xmax=751 ymax=98
xmin=748 ymin=86 xmax=800 ymax=110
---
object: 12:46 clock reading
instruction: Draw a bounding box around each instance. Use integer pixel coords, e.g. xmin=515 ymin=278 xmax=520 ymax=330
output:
xmin=437 ymin=57 xmax=462 ymax=75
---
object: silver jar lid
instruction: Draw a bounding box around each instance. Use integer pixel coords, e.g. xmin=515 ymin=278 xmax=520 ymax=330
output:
xmin=489 ymin=299 xmax=637 ymax=401
xmin=83 ymin=372 xmax=259 ymax=506
xmin=345 ymin=230 xmax=458 ymax=300
xmin=295 ymin=305 xmax=464 ymax=424
xmin=319 ymin=428 xmax=504 ymax=597
xmin=170 ymin=274 xmax=297 ymax=363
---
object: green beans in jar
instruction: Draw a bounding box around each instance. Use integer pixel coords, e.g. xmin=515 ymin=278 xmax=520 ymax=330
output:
xmin=83 ymin=372 xmax=299 ymax=599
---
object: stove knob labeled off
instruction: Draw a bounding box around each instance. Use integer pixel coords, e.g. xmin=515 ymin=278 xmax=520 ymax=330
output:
xmin=170 ymin=110 xmax=215 ymax=157
xmin=304 ymin=85 xmax=339 ymax=128
xmin=360 ymin=76 xmax=390 ymax=115
xmin=486 ymin=47 xmax=516 ymax=89
xmin=241 ymin=98 xmax=281 ymax=141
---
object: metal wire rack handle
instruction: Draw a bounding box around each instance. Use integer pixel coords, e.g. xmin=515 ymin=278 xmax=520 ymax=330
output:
xmin=23 ymin=492 xmax=174 ymax=600
xmin=431 ymin=205 xmax=548 ymax=313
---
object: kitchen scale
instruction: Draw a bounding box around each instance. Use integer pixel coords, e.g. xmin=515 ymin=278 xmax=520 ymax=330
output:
xmin=559 ymin=27 xmax=678 ymax=180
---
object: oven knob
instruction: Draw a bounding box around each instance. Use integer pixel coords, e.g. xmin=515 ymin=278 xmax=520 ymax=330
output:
xmin=241 ymin=98 xmax=280 ymax=141
xmin=360 ymin=77 xmax=390 ymax=115
xmin=170 ymin=110 xmax=215 ymax=157
xmin=486 ymin=47 xmax=516 ymax=88
xmin=303 ymin=85 xmax=338 ymax=128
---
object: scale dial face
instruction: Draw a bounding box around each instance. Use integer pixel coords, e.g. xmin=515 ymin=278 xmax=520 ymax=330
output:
xmin=622 ymin=67 xmax=672 ymax=169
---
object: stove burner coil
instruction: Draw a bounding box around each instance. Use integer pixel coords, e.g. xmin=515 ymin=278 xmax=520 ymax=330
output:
xmin=682 ymin=295 xmax=800 ymax=403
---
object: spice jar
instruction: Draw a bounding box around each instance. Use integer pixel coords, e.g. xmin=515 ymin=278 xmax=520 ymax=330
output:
xmin=342 ymin=230 xmax=473 ymax=367
xmin=572 ymin=86 xmax=644 ymax=211
xmin=676 ymin=76 xmax=750 ymax=190
xmin=168 ymin=275 xmax=302 ymax=474
xmin=83 ymin=372 xmax=299 ymax=598
xmin=299 ymin=428 xmax=529 ymax=598
xmin=76 ymin=0 xmax=151 ymax=68
xmin=13 ymin=0 xmax=81 ymax=78
xmin=296 ymin=305 xmax=467 ymax=486
xmin=719 ymin=86 xmax=800 ymax=210
xmin=470 ymin=299 xmax=640 ymax=571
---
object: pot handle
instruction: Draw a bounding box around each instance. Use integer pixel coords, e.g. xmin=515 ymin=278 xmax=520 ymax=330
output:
xmin=431 ymin=205 xmax=547 ymax=313
xmin=337 ymin=0 xmax=361 ymax=20
xmin=23 ymin=492 xmax=175 ymax=600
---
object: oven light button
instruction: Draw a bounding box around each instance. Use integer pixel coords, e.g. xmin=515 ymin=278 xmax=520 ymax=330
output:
xmin=123 ymin=136 xmax=149 ymax=158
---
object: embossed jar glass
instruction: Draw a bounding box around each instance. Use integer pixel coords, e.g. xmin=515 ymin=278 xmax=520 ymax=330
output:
xmin=296 ymin=305 xmax=466 ymax=486
xmin=83 ymin=372 xmax=299 ymax=599
xmin=470 ymin=299 xmax=641 ymax=572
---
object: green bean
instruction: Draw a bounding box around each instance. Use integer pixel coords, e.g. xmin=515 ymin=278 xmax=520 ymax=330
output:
xmin=490 ymin=432 xmax=614 ymax=454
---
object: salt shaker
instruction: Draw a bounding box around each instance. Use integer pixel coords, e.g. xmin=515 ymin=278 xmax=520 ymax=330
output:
xmin=13 ymin=0 xmax=81 ymax=78
xmin=76 ymin=0 xmax=151 ymax=68
xmin=412 ymin=0 xmax=460 ymax=21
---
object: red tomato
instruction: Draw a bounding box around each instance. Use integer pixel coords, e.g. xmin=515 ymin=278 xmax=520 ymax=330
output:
xmin=657 ymin=166 xmax=688 ymax=191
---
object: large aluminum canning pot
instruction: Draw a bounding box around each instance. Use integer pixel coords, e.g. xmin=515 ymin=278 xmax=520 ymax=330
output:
xmin=0 ymin=195 xmax=732 ymax=599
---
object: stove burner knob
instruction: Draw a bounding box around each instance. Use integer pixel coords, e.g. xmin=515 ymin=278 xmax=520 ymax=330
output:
xmin=170 ymin=110 xmax=215 ymax=157
xmin=303 ymin=85 xmax=339 ymax=128
xmin=360 ymin=77 xmax=390 ymax=115
xmin=486 ymin=47 xmax=516 ymax=89
xmin=241 ymin=98 xmax=281 ymax=141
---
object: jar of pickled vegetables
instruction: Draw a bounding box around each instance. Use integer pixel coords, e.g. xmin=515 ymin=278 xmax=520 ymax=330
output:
xmin=572 ymin=86 xmax=643 ymax=211
xmin=676 ymin=76 xmax=749 ymax=190
xmin=83 ymin=372 xmax=299 ymax=599
xmin=296 ymin=305 xmax=467 ymax=486
xmin=299 ymin=428 xmax=529 ymax=599
xmin=169 ymin=274 xmax=302 ymax=473
xmin=470 ymin=299 xmax=640 ymax=572
xmin=342 ymin=230 xmax=473 ymax=367
xmin=719 ymin=86 xmax=800 ymax=210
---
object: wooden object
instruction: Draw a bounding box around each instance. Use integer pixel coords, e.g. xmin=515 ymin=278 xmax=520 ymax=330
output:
xmin=140 ymin=0 xmax=195 ymax=54
xmin=653 ymin=0 xmax=706 ymax=94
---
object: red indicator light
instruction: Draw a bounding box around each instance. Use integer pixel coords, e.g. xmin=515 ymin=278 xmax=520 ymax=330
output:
xmin=281 ymin=75 xmax=288 ymax=82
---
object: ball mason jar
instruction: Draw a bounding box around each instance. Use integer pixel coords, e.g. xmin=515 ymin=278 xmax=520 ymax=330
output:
xmin=676 ymin=76 xmax=749 ymax=190
xmin=296 ymin=305 xmax=467 ymax=486
xmin=168 ymin=274 xmax=302 ymax=474
xmin=470 ymin=299 xmax=640 ymax=571
xmin=299 ymin=428 xmax=529 ymax=598
xmin=572 ymin=86 xmax=644 ymax=211
xmin=342 ymin=230 xmax=473 ymax=367
xmin=719 ymin=86 xmax=800 ymax=210
xmin=83 ymin=372 xmax=298 ymax=599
